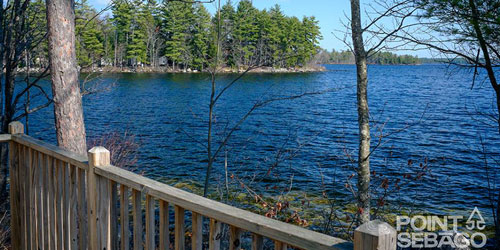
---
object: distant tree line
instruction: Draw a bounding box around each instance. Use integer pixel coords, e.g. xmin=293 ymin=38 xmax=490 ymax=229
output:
xmin=315 ymin=49 xmax=421 ymax=65
xmin=26 ymin=0 xmax=322 ymax=71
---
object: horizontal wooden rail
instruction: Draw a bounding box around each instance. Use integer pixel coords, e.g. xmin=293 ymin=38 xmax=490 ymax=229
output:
xmin=11 ymin=134 xmax=88 ymax=170
xmin=5 ymin=120 xmax=397 ymax=250
xmin=0 ymin=134 xmax=11 ymax=142
xmin=94 ymin=164 xmax=351 ymax=249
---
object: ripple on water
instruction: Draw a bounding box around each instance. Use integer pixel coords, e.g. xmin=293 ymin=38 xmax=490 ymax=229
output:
xmin=26 ymin=65 xmax=500 ymax=221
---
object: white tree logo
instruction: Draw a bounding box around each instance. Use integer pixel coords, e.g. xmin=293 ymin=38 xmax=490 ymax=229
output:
xmin=466 ymin=207 xmax=485 ymax=230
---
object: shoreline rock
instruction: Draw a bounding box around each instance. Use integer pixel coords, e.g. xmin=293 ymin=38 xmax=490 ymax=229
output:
xmin=79 ymin=65 xmax=327 ymax=74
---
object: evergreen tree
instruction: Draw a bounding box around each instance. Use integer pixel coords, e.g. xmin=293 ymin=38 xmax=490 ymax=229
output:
xmin=217 ymin=0 xmax=236 ymax=67
xmin=25 ymin=0 xmax=323 ymax=70
xmin=127 ymin=0 xmax=149 ymax=66
xmin=144 ymin=0 xmax=162 ymax=67
xmin=75 ymin=0 xmax=104 ymax=68
xmin=283 ymin=16 xmax=302 ymax=67
xmin=26 ymin=0 xmax=48 ymax=68
xmin=299 ymin=16 xmax=321 ymax=65
xmin=269 ymin=5 xmax=286 ymax=67
xmin=233 ymin=0 xmax=259 ymax=66
xmin=191 ymin=4 xmax=211 ymax=70
xmin=162 ymin=0 xmax=193 ymax=69
xmin=112 ymin=0 xmax=133 ymax=66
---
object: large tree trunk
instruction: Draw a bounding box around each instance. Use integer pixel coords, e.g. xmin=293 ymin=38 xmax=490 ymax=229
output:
xmin=469 ymin=0 xmax=500 ymax=245
xmin=46 ymin=0 xmax=87 ymax=155
xmin=350 ymin=0 xmax=371 ymax=225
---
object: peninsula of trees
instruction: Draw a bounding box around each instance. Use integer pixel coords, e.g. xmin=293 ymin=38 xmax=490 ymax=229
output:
xmin=315 ymin=49 xmax=421 ymax=65
xmin=26 ymin=0 xmax=322 ymax=72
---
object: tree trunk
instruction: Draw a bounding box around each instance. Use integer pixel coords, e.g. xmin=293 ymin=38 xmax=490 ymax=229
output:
xmin=350 ymin=0 xmax=371 ymax=225
xmin=469 ymin=0 xmax=500 ymax=244
xmin=46 ymin=0 xmax=87 ymax=155
xmin=114 ymin=31 xmax=118 ymax=67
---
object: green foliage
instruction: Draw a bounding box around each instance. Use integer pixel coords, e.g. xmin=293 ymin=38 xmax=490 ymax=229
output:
xmin=233 ymin=0 xmax=259 ymax=66
xmin=26 ymin=0 xmax=48 ymax=68
xmin=161 ymin=0 xmax=195 ymax=69
xmin=316 ymin=49 xmax=421 ymax=65
xmin=27 ymin=0 xmax=322 ymax=70
xmin=221 ymin=1 xmax=321 ymax=68
xmin=126 ymin=0 xmax=149 ymax=65
xmin=191 ymin=4 xmax=212 ymax=70
xmin=112 ymin=0 xmax=133 ymax=44
xmin=75 ymin=0 xmax=104 ymax=67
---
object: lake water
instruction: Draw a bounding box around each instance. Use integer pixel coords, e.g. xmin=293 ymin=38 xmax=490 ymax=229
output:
xmin=27 ymin=64 xmax=500 ymax=222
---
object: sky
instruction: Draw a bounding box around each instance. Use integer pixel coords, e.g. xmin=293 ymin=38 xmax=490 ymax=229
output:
xmin=87 ymin=0 xmax=430 ymax=57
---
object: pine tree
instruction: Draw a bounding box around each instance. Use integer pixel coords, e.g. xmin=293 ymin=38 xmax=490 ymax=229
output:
xmin=233 ymin=0 xmax=259 ymax=67
xmin=269 ymin=5 xmax=285 ymax=67
xmin=191 ymin=4 xmax=211 ymax=70
xmin=127 ymin=0 xmax=149 ymax=66
xmin=100 ymin=15 xmax=115 ymax=66
xmin=283 ymin=16 xmax=302 ymax=67
xmin=75 ymin=0 xmax=104 ymax=68
xmin=143 ymin=0 xmax=162 ymax=67
xmin=26 ymin=0 xmax=48 ymax=68
xmin=26 ymin=0 xmax=323 ymax=70
xmin=217 ymin=0 xmax=236 ymax=67
xmin=162 ymin=0 xmax=193 ymax=70
xmin=299 ymin=16 xmax=321 ymax=65
xmin=112 ymin=0 xmax=133 ymax=66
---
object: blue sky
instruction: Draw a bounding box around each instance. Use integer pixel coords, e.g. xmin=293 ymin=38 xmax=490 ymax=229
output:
xmin=87 ymin=0 xmax=428 ymax=56
xmin=201 ymin=0 xmax=353 ymax=53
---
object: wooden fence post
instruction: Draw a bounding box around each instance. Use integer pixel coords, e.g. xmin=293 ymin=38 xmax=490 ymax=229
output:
xmin=87 ymin=146 xmax=110 ymax=250
xmin=9 ymin=121 xmax=24 ymax=250
xmin=354 ymin=220 xmax=397 ymax=250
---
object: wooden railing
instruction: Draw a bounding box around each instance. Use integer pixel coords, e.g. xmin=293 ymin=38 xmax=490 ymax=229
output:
xmin=2 ymin=121 xmax=396 ymax=250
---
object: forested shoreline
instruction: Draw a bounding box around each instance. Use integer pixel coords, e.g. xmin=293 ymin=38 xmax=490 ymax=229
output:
xmin=315 ymin=49 xmax=422 ymax=65
xmin=25 ymin=0 xmax=323 ymax=72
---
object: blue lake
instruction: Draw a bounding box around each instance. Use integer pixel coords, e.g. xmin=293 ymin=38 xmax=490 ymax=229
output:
xmin=27 ymin=64 xmax=500 ymax=221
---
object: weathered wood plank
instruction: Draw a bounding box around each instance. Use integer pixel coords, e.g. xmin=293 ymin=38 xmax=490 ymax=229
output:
xmin=145 ymin=195 xmax=155 ymax=250
xmin=159 ymin=200 xmax=170 ymax=250
xmin=274 ymin=241 xmax=287 ymax=250
xmin=191 ymin=212 xmax=203 ymax=250
xmin=97 ymin=176 xmax=110 ymax=249
xmin=36 ymin=151 xmax=44 ymax=249
xmin=120 ymin=185 xmax=130 ymax=250
xmin=12 ymin=134 xmax=88 ymax=170
xmin=9 ymin=142 xmax=20 ymax=249
xmin=19 ymin=146 xmax=31 ymax=249
xmin=56 ymin=159 xmax=64 ymax=249
xmin=69 ymin=164 xmax=78 ymax=249
xmin=47 ymin=155 xmax=56 ymax=250
xmin=110 ymin=180 xmax=118 ymax=249
xmin=208 ymin=219 xmax=221 ymax=250
xmin=19 ymin=145 xmax=27 ymax=250
xmin=42 ymin=153 xmax=50 ymax=250
xmin=175 ymin=205 xmax=185 ymax=250
xmin=132 ymin=189 xmax=143 ymax=250
xmin=25 ymin=146 xmax=33 ymax=250
xmin=353 ymin=220 xmax=397 ymax=250
xmin=88 ymin=147 xmax=111 ymax=250
xmin=29 ymin=148 xmax=37 ymax=250
xmin=0 ymin=133 xmax=11 ymax=142
xmin=8 ymin=122 xmax=22 ymax=250
xmin=96 ymin=164 xmax=352 ymax=250
xmin=78 ymin=167 xmax=88 ymax=250
xmin=229 ymin=225 xmax=242 ymax=250
xmin=63 ymin=162 xmax=70 ymax=250
xmin=252 ymin=233 xmax=264 ymax=250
